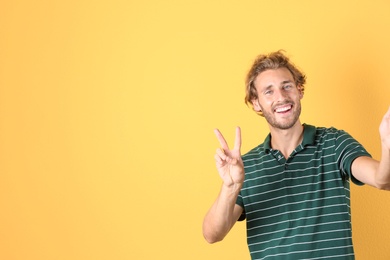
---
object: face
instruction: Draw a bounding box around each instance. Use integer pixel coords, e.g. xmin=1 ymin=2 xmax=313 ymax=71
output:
xmin=252 ymin=68 xmax=303 ymax=130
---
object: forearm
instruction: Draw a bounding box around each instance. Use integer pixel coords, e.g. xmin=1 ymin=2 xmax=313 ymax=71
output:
xmin=202 ymin=183 xmax=243 ymax=243
xmin=375 ymin=146 xmax=390 ymax=190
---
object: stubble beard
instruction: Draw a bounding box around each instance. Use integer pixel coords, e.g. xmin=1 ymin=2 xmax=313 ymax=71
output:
xmin=262 ymin=102 xmax=302 ymax=130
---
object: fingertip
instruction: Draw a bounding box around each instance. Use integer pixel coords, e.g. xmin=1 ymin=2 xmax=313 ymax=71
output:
xmin=385 ymin=106 xmax=390 ymax=116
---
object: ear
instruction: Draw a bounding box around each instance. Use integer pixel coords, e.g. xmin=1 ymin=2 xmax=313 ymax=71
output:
xmin=252 ymin=99 xmax=262 ymax=112
xmin=297 ymin=85 xmax=304 ymax=99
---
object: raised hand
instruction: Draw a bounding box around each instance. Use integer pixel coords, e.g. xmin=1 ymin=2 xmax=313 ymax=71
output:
xmin=379 ymin=106 xmax=390 ymax=150
xmin=214 ymin=127 xmax=244 ymax=188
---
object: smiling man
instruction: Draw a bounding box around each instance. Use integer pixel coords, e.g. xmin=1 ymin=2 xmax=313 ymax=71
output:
xmin=202 ymin=51 xmax=390 ymax=259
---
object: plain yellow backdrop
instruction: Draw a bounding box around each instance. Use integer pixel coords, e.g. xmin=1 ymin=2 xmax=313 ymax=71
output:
xmin=1 ymin=0 xmax=390 ymax=259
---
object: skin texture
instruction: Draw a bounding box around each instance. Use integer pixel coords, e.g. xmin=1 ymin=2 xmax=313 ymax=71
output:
xmin=252 ymin=68 xmax=302 ymax=131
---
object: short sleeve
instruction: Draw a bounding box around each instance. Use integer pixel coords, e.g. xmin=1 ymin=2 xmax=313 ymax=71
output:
xmin=236 ymin=191 xmax=246 ymax=221
xmin=335 ymin=130 xmax=371 ymax=185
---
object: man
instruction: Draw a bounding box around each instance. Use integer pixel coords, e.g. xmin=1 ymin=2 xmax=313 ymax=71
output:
xmin=202 ymin=50 xmax=390 ymax=259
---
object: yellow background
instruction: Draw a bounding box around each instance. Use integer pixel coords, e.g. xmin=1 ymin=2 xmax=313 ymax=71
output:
xmin=1 ymin=1 xmax=390 ymax=259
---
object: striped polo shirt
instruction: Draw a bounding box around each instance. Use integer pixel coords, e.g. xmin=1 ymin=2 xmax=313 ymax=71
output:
xmin=236 ymin=124 xmax=371 ymax=260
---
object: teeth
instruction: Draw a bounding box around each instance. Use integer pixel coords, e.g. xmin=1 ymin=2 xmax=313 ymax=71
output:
xmin=275 ymin=105 xmax=291 ymax=112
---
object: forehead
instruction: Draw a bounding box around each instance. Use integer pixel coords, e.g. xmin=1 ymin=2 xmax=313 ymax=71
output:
xmin=254 ymin=68 xmax=294 ymax=89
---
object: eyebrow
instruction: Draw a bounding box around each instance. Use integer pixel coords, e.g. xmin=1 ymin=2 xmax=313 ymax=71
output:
xmin=281 ymin=80 xmax=294 ymax=85
xmin=264 ymin=80 xmax=294 ymax=89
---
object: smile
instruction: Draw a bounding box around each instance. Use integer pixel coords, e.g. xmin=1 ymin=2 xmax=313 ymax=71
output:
xmin=274 ymin=104 xmax=292 ymax=113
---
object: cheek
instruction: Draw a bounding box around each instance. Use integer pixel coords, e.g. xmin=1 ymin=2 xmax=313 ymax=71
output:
xmin=260 ymin=98 xmax=272 ymax=108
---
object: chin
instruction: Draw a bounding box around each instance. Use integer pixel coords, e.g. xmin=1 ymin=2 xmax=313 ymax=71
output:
xmin=266 ymin=115 xmax=300 ymax=130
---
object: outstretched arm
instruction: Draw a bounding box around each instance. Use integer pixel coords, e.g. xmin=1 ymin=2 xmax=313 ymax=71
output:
xmin=203 ymin=127 xmax=245 ymax=243
xmin=352 ymin=107 xmax=390 ymax=190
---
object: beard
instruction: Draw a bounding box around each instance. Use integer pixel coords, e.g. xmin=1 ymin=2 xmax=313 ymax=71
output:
xmin=261 ymin=101 xmax=301 ymax=130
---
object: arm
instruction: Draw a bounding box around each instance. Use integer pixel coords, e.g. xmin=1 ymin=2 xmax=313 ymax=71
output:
xmin=352 ymin=107 xmax=390 ymax=190
xmin=202 ymin=185 xmax=244 ymax=243
xmin=203 ymin=127 xmax=245 ymax=243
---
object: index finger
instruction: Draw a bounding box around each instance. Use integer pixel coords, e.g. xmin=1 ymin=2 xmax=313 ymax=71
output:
xmin=234 ymin=126 xmax=241 ymax=152
xmin=214 ymin=129 xmax=229 ymax=150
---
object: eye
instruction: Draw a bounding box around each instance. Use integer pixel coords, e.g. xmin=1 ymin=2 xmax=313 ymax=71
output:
xmin=264 ymin=90 xmax=273 ymax=95
xmin=283 ymin=85 xmax=292 ymax=90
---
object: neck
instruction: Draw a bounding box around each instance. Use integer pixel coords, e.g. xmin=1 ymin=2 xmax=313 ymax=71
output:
xmin=269 ymin=120 xmax=304 ymax=159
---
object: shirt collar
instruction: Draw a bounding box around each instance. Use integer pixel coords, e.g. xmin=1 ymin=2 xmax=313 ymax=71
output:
xmin=263 ymin=124 xmax=316 ymax=153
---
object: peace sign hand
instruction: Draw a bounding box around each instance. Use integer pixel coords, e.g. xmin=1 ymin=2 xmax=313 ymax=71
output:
xmin=214 ymin=127 xmax=245 ymax=188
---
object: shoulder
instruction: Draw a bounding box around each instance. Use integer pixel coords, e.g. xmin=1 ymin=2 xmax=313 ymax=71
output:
xmin=302 ymin=124 xmax=353 ymax=150
xmin=318 ymin=126 xmax=354 ymax=142
xmin=311 ymin=125 xmax=347 ymax=140
xmin=242 ymin=143 xmax=265 ymax=161
xmin=313 ymin=125 xmax=340 ymax=134
xmin=241 ymin=143 xmax=270 ymax=168
xmin=309 ymin=125 xmax=365 ymax=153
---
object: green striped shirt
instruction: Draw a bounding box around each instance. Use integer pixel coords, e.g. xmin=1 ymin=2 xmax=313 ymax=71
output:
xmin=236 ymin=124 xmax=371 ymax=260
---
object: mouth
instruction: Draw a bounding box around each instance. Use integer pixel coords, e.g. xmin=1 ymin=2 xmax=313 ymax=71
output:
xmin=274 ymin=104 xmax=293 ymax=114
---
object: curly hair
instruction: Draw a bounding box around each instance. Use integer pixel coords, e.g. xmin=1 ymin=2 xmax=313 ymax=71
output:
xmin=244 ymin=50 xmax=306 ymax=116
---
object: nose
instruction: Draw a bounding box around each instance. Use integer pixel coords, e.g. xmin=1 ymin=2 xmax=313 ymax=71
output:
xmin=275 ymin=88 xmax=288 ymax=102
